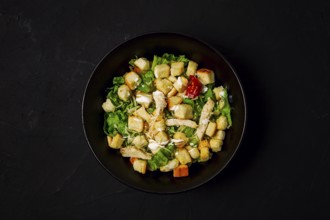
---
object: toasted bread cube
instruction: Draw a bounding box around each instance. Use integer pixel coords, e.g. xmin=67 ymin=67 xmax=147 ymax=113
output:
xmin=171 ymin=62 xmax=184 ymax=76
xmin=154 ymin=131 xmax=169 ymax=145
xmin=135 ymin=91 xmax=153 ymax=108
xmin=124 ymin=71 xmax=141 ymax=90
xmin=118 ymin=84 xmax=131 ymax=101
xmin=186 ymin=146 xmax=200 ymax=159
xmin=128 ymin=116 xmax=144 ymax=132
xmin=134 ymin=106 xmax=151 ymax=123
xmin=199 ymin=147 xmax=210 ymax=162
xmin=106 ymin=136 xmax=113 ymax=147
xmin=167 ymin=96 xmax=183 ymax=110
xmin=154 ymin=78 xmax=173 ymax=95
xmin=173 ymin=164 xmax=189 ymax=177
xmin=132 ymin=135 xmax=148 ymax=148
xmin=175 ymin=148 xmax=192 ymax=165
xmin=173 ymin=132 xmax=188 ymax=148
xmin=160 ymin=159 xmax=179 ymax=172
xmin=213 ymin=86 xmax=225 ymax=101
xmin=102 ymin=99 xmax=115 ymax=112
xmin=154 ymin=119 xmax=166 ymax=132
xmin=174 ymin=104 xmax=193 ymax=119
xmin=167 ymin=87 xmax=178 ymax=98
xmin=168 ymin=75 xmax=177 ymax=83
xmin=134 ymin=58 xmax=150 ymax=71
xmin=198 ymin=139 xmax=210 ymax=150
xmin=133 ymin=159 xmax=147 ymax=174
xmin=154 ymin=64 xmax=170 ymax=78
xmin=216 ymin=115 xmax=228 ymax=130
xmin=210 ymin=138 xmax=223 ymax=152
xmin=186 ymin=60 xmax=198 ymax=76
xmin=196 ymin=68 xmax=215 ymax=85
xmin=109 ymin=133 xmax=124 ymax=149
xmin=205 ymin=121 xmax=217 ymax=137
xmin=173 ymin=76 xmax=188 ymax=93
xmin=213 ymin=130 xmax=226 ymax=140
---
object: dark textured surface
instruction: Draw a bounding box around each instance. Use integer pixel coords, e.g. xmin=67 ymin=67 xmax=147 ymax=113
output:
xmin=1 ymin=0 xmax=330 ymax=219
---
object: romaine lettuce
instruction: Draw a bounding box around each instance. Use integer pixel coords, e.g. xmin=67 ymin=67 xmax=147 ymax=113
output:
xmin=136 ymin=70 xmax=155 ymax=93
xmin=147 ymin=144 xmax=175 ymax=171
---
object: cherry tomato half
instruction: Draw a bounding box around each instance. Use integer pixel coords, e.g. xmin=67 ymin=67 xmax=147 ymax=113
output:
xmin=185 ymin=75 xmax=202 ymax=98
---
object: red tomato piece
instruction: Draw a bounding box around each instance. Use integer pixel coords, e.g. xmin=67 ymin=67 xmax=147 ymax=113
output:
xmin=185 ymin=75 xmax=202 ymax=98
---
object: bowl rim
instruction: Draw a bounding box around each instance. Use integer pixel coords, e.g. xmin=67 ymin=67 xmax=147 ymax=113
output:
xmin=82 ymin=32 xmax=247 ymax=193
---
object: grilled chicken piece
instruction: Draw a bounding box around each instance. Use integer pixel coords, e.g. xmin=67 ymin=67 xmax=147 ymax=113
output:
xmin=195 ymin=98 xmax=215 ymax=140
xmin=146 ymin=91 xmax=167 ymax=139
xmin=165 ymin=119 xmax=198 ymax=128
xmin=120 ymin=146 xmax=152 ymax=160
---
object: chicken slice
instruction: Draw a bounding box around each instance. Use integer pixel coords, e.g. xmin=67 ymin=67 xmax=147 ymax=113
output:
xmin=165 ymin=119 xmax=198 ymax=128
xmin=195 ymin=98 xmax=215 ymax=141
xmin=120 ymin=146 xmax=152 ymax=160
xmin=146 ymin=91 xmax=167 ymax=139
xmin=153 ymin=90 xmax=167 ymax=115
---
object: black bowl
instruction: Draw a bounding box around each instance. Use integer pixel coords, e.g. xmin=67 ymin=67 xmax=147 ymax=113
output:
xmin=82 ymin=33 xmax=246 ymax=193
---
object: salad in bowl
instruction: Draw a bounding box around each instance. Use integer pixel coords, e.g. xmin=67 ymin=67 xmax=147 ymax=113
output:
xmin=102 ymin=53 xmax=232 ymax=177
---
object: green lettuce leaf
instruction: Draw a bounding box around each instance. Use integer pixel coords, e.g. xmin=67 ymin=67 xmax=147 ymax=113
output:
xmin=113 ymin=76 xmax=124 ymax=85
xmin=136 ymin=70 xmax=156 ymax=93
xmin=204 ymin=84 xmax=215 ymax=102
xmin=220 ymin=88 xmax=232 ymax=128
xmin=178 ymin=126 xmax=196 ymax=138
xmin=147 ymin=144 xmax=175 ymax=171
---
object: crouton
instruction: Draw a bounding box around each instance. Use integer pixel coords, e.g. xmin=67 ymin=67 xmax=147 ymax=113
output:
xmin=154 ymin=131 xmax=169 ymax=145
xmin=199 ymin=147 xmax=210 ymax=162
xmin=133 ymin=159 xmax=147 ymax=174
xmin=154 ymin=64 xmax=170 ymax=78
xmin=154 ymin=119 xmax=166 ymax=132
xmin=102 ymin=99 xmax=115 ymax=112
xmin=173 ymin=164 xmax=189 ymax=177
xmin=118 ymin=84 xmax=131 ymax=101
xmin=196 ymin=68 xmax=215 ymax=85
xmin=170 ymin=62 xmax=184 ymax=76
xmin=174 ymin=104 xmax=193 ymax=119
xmin=216 ymin=115 xmax=228 ymax=130
xmin=124 ymin=71 xmax=141 ymax=90
xmin=213 ymin=86 xmax=225 ymax=101
xmin=167 ymin=87 xmax=178 ymax=98
xmin=198 ymin=139 xmax=210 ymax=150
xmin=210 ymin=138 xmax=223 ymax=152
xmin=109 ymin=134 xmax=124 ymax=149
xmin=186 ymin=60 xmax=198 ymax=76
xmin=134 ymin=58 xmax=150 ymax=71
xmin=205 ymin=121 xmax=217 ymax=137
xmin=173 ymin=76 xmax=188 ymax=93
xmin=154 ymin=78 xmax=173 ymax=95
xmin=128 ymin=116 xmax=144 ymax=132
xmin=213 ymin=130 xmax=226 ymax=140
xmin=134 ymin=106 xmax=151 ymax=123
xmin=167 ymin=96 xmax=183 ymax=110
xmin=106 ymin=136 xmax=112 ymax=147
xmin=175 ymin=148 xmax=192 ymax=165
xmin=132 ymin=135 xmax=148 ymax=148
xmin=173 ymin=132 xmax=188 ymax=148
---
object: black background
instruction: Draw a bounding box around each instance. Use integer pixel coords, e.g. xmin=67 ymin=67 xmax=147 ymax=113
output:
xmin=1 ymin=0 xmax=330 ymax=219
